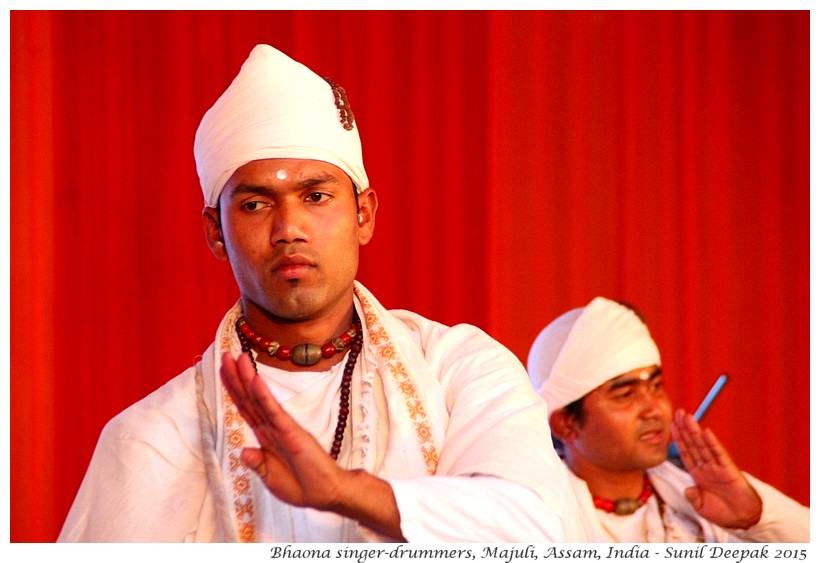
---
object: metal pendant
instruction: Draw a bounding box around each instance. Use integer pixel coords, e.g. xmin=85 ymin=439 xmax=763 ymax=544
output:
xmin=292 ymin=343 xmax=322 ymax=366
xmin=613 ymin=498 xmax=642 ymax=515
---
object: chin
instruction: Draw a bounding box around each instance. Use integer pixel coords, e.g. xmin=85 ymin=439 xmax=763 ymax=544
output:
xmin=645 ymin=451 xmax=670 ymax=469
xmin=272 ymin=303 xmax=323 ymax=322
xmin=258 ymin=297 xmax=316 ymax=321
xmin=265 ymin=284 xmax=323 ymax=313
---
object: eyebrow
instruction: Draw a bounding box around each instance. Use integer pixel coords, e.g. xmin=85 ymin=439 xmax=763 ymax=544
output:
xmin=607 ymin=367 xmax=662 ymax=392
xmin=298 ymin=173 xmax=342 ymax=188
xmin=229 ymin=173 xmax=342 ymax=198
xmin=229 ymin=184 xmax=275 ymax=198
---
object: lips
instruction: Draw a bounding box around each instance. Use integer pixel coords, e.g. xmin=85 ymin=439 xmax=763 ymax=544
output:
xmin=271 ymin=255 xmax=316 ymax=279
xmin=639 ymin=430 xmax=664 ymax=444
xmin=638 ymin=424 xmax=668 ymax=445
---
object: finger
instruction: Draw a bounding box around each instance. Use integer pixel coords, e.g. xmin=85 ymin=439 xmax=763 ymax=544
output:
xmin=673 ymin=408 xmax=693 ymax=441
xmin=669 ymin=412 xmax=683 ymax=445
xmin=221 ymin=353 xmax=323 ymax=462
xmin=241 ymin=448 xmax=269 ymax=477
xmin=219 ymin=351 xmax=246 ymax=408
xmin=248 ymin=375 xmax=311 ymax=455
xmin=673 ymin=432 xmax=698 ymax=471
xmin=244 ymin=374 xmax=331 ymax=464
xmin=669 ymin=422 xmax=692 ymax=469
xmin=673 ymin=410 xmax=704 ymax=467
xmin=219 ymin=355 xmax=299 ymax=467
xmin=683 ymin=486 xmax=703 ymax=511
xmin=224 ymin=370 xmax=303 ymax=459
xmin=220 ymin=352 xmax=266 ymax=429
xmin=240 ymin=448 xmax=297 ymax=489
xmin=240 ymin=448 xmax=307 ymax=507
xmin=682 ymin=412 xmax=716 ymax=466
xmin=701 ymin=428 xmax=736 ymax=471
xmin=220 ymin=351 xmax=251 ymax=400
xmin=234 ymin=351 xmax=260 ymax=397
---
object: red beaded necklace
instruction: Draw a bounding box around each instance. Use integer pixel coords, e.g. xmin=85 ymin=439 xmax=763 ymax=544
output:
xmin=593 ymin=476 xmax=654 ymax=515
xmin=235 ymin=311 xmax=363 ymax=461
xmin=236 ymin=316 xmax=357 ymax=367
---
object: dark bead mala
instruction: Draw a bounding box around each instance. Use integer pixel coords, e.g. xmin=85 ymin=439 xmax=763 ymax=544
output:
xmin=236 ymin=311 xmax=363 ymax=461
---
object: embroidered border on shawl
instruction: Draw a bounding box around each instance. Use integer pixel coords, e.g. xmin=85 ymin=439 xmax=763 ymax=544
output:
xmin=219 ymin=305 xmax=257 ymax=543
xmin=356 ymin=289 xmax=440 ymax=474
xmin=217 ymin=291 xmax=440 ymax=540
xmin=194 ymin=359 xmax=236 ymax=541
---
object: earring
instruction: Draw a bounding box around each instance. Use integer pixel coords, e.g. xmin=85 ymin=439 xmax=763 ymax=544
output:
xmin=357 ymin=213 xmax=363 ymax=225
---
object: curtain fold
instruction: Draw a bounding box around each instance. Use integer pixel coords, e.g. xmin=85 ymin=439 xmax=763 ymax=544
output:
xmin=10 ymin=10 xmax=809 ymax=542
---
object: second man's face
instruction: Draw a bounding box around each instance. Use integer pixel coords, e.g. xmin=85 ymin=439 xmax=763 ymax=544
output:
xmin=571 ymin=365 xmax=673 ymax=473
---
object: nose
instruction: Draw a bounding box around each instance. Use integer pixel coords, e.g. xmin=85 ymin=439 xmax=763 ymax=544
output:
xmin=637 ymin=382 xmax=665 ymax=418
xmin=271 ymin=201 xmax=309 ymax=244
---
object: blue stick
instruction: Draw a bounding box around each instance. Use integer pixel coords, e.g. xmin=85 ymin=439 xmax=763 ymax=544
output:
xmin=668 ymin=374 xmax=729 ymax=464
xmin=693 ymin=374 xmax=728 ymax=421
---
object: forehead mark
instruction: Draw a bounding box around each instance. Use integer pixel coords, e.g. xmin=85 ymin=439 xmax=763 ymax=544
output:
xmin=606 ymin=367 xmax=661 ymax=392
xmin=275 ymin=169 xmax=289 ymax=181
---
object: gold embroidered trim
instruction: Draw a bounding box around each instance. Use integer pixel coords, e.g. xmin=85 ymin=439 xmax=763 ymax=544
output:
xmin=221 ymin=304 xmax=257 ymax=542
xmin=223 ymin=386 xmax=256 ymax=542
xmin=356 ymin=290 xmax=440 ymax=475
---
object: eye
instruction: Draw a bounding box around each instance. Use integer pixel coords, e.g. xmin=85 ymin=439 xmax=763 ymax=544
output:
xmin=241 ymin=201 xmax=264 ymax=211
xmin=609 ymin=387 xmax=633 ymax=401
xmin=305 ymin=192 xmax=331 ymax=203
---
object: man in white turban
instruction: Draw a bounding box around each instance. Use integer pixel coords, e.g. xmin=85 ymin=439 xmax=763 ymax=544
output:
xmin=58 ymin=44 xmax=588 ymax=543
xmin=527 ymin=297 xmax=809 ymax=542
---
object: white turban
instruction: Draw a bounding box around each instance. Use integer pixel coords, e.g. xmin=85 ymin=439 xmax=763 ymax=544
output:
xmin=194 ymin=44 xmax=369 ymax=207
xmin=527 ymin=297 xmax=661 ymax=416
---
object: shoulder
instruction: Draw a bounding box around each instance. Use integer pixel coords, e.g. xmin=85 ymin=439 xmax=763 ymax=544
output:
xmin=356 ymin=283 xmax=522 ymax=377
xmin=99 ymin=366 xmax=203 ymax=461
xmin=386 ymin=309 xmax=533 ymax=403
xmin=388 ymin=309 xmax=516 ymax=357
xmin=388 ymin=309 xmax=524 ymax=372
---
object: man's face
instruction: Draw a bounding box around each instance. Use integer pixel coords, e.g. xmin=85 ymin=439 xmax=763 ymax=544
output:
xmin=208 ymin=158 xmax=375 ymax=323
xmin=568 ymin=365 xmax=672 ymax=473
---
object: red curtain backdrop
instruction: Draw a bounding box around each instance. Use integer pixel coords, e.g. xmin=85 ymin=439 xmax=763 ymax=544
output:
xmin=10 ymin=11 xmax=809 ymax=542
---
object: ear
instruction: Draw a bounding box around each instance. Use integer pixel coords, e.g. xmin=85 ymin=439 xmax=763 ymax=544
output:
xmin=356 ymin=188 xmax=378 ymax=245
xmin=202 ymin=206 xmax=229 ymax=261
xmin=549 ymin=409 xmax=579 ymax=444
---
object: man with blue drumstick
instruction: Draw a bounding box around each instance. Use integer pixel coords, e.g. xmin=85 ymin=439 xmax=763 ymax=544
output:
xmin=527 ymin=297 xmax=808 ymax=542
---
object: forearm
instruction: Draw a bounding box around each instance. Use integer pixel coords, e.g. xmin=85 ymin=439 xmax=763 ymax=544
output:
xmin=730 ymin=474 xmax=810 ymax=542
xmin=330 ymin=469 xmax=406 ymax=541
xmin=369 ymin=475 xmax=570 ymax=542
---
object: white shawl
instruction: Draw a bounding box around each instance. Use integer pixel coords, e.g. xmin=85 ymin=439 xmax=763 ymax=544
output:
xmin=59 ymin=282 xmax=586 ymax=542
xmin=201 ymin=283 xmax=451 ymax=541
xmin=564 ymin=461 xmax=809 ymax=543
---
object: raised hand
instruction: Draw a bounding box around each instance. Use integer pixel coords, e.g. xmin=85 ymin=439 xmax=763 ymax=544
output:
xmin=220 ymin=351 xmax=349 ymax=508
xmin=219 ymin=351 xmax=404 ymax=539
xmin=670 ymin=408 xmax=762 ymax=529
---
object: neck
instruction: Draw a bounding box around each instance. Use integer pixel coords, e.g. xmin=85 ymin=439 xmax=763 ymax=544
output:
xmin=240 ymin=297 xmax=357 ymax=372
xmin=564 ymin=453 xmax=647 ymax=500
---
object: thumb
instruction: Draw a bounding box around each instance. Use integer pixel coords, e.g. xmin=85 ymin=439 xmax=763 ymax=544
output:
xmin=241 ymin=448 xmax=267 ymax=477
xmin=684 ymin=486 xmax=703 ymax=509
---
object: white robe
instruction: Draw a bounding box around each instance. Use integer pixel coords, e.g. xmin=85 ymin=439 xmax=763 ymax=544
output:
xmin=59 ymin=282 xmax=590 ymax=542
xmin=565 ymin=460 xmax=809 ymax=542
